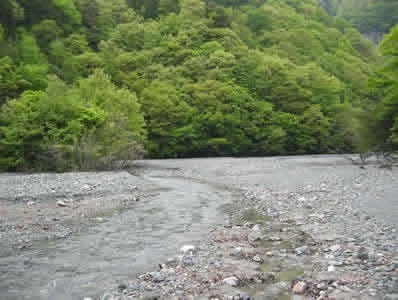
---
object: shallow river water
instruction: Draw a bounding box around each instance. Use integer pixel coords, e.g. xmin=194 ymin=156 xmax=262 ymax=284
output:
xmin=0 ymin=174 xmax=238 ymax=299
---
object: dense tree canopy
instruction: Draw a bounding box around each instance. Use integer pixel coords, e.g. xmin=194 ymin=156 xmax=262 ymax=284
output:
xmin=322 ymin=0 xmax=398 ymax=40
xmin=0 ymin=0 xmax=394 ymax=170
xmin=370 ymin=25 xmax=398 ymax=151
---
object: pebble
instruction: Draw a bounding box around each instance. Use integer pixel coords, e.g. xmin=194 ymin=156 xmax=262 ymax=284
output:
xmin=252 ymin=255 xmax=263 ymax=263
xmin=223 ymin=276 xmax=239 ymax=287
xmin=295 ymin=246 xmax=310 ymax=255
xmin=248 ymin=231 xmax=262 ymax=243
xmin=328 ymin=265 xmax=336 ymax=272
xmin=293 ymin=281 xmax=307 ymax=294
xmin=56 ymin=200 xmax=68 ymax=207
xmin=180 ymin=245 xmax=196 ymax=254
xmin=357 ymin=247 xmax=369 ymax=260
xmin=330 ymin=244 xmax=342 ymax=253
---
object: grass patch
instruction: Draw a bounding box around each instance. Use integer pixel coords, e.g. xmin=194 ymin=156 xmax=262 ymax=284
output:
xmin=241 ymin=208 xmax=272 ymax=224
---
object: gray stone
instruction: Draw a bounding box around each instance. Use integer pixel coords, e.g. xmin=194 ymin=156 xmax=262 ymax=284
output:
xmin=150 ymin=272 xmax=166 ymax=282
xmin=295 ymin=245 xmax=310 ymax=255
xmin=357 ymin=247 xmax=369 ymax=260
xmin=248 ymin=231 xmax=262 ymax=243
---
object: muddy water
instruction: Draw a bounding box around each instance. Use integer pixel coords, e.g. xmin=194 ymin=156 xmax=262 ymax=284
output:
xmin=0 ymin=175 xmax=238 ymax=300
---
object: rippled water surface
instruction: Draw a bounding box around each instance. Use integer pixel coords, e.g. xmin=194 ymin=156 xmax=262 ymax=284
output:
xmin=0 ymin=175 xmax=237 ymax=299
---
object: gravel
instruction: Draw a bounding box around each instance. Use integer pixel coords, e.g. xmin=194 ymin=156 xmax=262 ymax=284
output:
xmin=111 ymin=155 xmax=397 ymax=299
xmin=1 ymin=155 xmax=397 ymax=299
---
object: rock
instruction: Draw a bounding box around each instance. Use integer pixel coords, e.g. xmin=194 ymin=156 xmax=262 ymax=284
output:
xmin=291 ymin=296 xmax=308 ymax=300
xmin=252 ymin=224 xmax=261 ymax=231
xmin=141 ymin=292 xmax=160 ymax=300
xmin=330 ymin=244 xmax=342 ymax=253
xmin=180 ymin=245 xmax=196 ymax=254
xmin=182 ymin=256 xmax=194 ymax=266
xmin=328 ymin=265 xmax=336 ymax=272
xmin=117 ymin=283 xmax=127 ymax=291
xmin=231 ymin=292 xmax=252 ymax=300
xmin=56 ymin=200 xmax=68 ymax=207
xmin=150 ymin=272 xmax=166 ymax=282
xmin=266 ymin=251 xmax=273 ymax=257
xmin=328 ymin=260 xmax=343 ymax=266
xmin=248 ymin=231 xmax=262 ymax=243
xmin=101 ymin=294 xmax=116 ymax=300
xmin=317 ymin=281 xmax=328 ymax=290
xmin=252 ymin=255 xmax=263 ymax=263
xmin=165 ymin=257 xmax=178 ymax=267
xmin=233 ymin=247 xmax=256 ymax=258
xmin=292 ymin=281 xmax=307 ymax=294
xmin=357 ymin=247 xmax=369 ymax=260
xmin=295 ymin=246 xmax=310 ymax=255
xmin=259 ymin=272 xmax=275 ymax=283
xmin=138 ymin=273 xmax=152 ymax=281
xmin=223 ymin=276 xmax=239 ymax=287
xmin=316 ymin=271 xmax=337 ymax=282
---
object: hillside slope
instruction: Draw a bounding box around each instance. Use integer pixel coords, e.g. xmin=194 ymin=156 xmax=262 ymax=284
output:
xmin=321 ymin=0 xmax=398 ymax=43
xmin=0 ymin=0 xmax=379 ymax=170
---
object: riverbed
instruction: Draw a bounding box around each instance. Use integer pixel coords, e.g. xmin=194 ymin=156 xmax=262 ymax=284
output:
xmin=0 ymin=155 xmax=397 ymax=299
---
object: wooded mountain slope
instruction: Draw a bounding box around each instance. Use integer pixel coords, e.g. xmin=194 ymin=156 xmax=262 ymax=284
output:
xmin=0 ymin=0 xmax=387 ymax=170
xmin=321 ymin=0 xmax=398 ymax=42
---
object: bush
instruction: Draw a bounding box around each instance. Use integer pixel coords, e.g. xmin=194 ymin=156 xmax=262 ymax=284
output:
xmin=0 ymin=70 xmax=146 ymax=171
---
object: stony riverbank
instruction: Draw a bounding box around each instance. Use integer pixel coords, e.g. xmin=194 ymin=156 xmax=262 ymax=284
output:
xmin=106 ymin=156 xmax=397 ymax=300
xmin=0 ymin=156 xmax=397 ymax=299
xmin=0 ymin=172 xmax=149 ymax=256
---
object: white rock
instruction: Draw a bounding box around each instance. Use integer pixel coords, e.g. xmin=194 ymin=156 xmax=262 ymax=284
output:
xmin=252 ymin=224 xmax=261 ymax=231
xmin=328 ymin=265 xmax=336 ymax=272
xmin=252 ymin=255 xmax=263 ymax=263
xmin=330 ymin=244 xmax=341 ymax=253
xmin=223 ymin=276 xmax=239 ymax=287
xmin=56 ymin=200 xmax=68 ymax=207
xmin=180 ymin=245 xmax=196 ymax=254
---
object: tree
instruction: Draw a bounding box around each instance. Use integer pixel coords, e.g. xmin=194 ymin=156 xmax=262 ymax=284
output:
xmin=0 ymin=70 xmax=146 ymax=171
xmin=32 ymin=19 xmax=62 ymax=54
xmin=297 ymin=105 xmax=331 ymax=153
xmin=372 ymin=25 xmax=398 ymax=150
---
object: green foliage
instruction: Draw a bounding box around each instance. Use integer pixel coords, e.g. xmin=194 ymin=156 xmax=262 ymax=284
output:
xmin=371 ymin=25 xmax=398 ymax=151
xmin=0 ymin=70 xmax=146 ymax=171
xmin=0 ymin=56 xmax=17 ymax=103
xmin=0 ymin=0 xmax=387 ymax=169
xmin=324 ymin=0 xmax=398 ymax=36
xmin=32 ymin=20 xmax=62 ymax=54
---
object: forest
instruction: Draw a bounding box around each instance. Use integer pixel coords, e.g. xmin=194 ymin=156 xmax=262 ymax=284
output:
xmin=321 ymin=0 xmax=398 ymax=38
xmin=0 ymin=0 xmax=397 ymax=170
